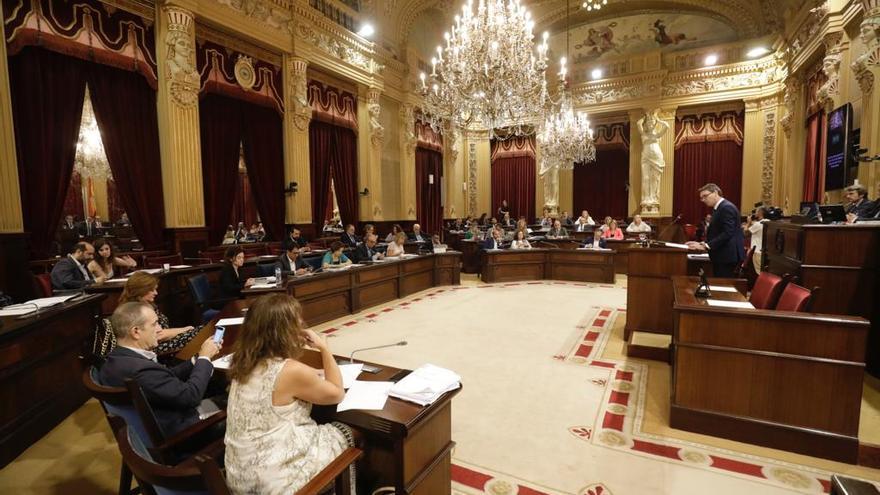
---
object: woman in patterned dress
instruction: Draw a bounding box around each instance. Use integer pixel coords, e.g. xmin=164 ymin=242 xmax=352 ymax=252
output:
xmin=117 ymin=272 xmax=200 ymax=355
xmin=225 ymin=293 xmax=356 ymax=494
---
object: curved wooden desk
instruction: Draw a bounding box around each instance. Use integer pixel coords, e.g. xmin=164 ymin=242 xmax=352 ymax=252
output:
xmin=481 ymin=248 xmax=615 ymax=283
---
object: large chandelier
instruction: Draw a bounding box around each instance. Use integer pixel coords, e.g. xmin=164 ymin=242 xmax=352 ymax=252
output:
xmin=74 ymin=87 xmax=112 ymax=180
xmin=419 ymin=0 xmax=550 ymax=139
xmin=537 ymin=0 xmax=595 ymax=170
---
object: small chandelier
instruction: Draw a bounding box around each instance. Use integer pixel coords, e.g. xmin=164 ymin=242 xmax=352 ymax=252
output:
xmin=537 ymin=0 xmax=595 ymax=170
xmin=74 ymin=87 xmax=112 ymax=180
xmin=419 ymin=0 xmax=550 ymax=139
xmin=581 ymin=0 xmax=608 ymax=11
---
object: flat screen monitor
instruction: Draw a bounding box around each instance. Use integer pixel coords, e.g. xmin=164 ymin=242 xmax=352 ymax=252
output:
xmin=825 ymin=103 xmax=852 ymax=191
xmin=818 ymin=204 xmax=846 ymax=224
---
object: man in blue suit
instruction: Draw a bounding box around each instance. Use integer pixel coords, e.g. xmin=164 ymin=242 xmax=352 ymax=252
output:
xmin=687 ymin=183 xmax=745 ymax=277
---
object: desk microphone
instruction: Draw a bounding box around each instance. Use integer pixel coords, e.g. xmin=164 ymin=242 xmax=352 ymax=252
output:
xmin=349 ymin=341 xmax=408 ymax=371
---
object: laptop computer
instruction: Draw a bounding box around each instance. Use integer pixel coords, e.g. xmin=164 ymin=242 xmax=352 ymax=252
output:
xmin=818 ymin=204 xmax=846 ymax=224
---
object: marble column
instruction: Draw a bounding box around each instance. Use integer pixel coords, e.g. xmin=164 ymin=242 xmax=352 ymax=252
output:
xmin=465 ymin=131 xmax=491 ymax=218
xmin=0 ymin=9 xmax=23 ymax=233
xmin=656 ymin=107 xmax=677 ymax=217
xmin=357 ymin=85 xmax=384 ymax=221
xmin=443 ymin=126 xmax=464 ymax=220
xmin=155 ymin=2 xmax=204 ymax=228
xmin=742 ymin=99 xmax=765 ymax=207
xmin=399 ymin=104 xmax=417 ymax=220
xmin=778 ymin=77 xmax=806 ymax=213
xmin=283 ymin=55 xmax=312 ymax=225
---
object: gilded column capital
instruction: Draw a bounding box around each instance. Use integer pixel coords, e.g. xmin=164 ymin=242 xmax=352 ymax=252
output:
xmin=817 ymin=31 xmax=845 ymax=112
xmin=365 ymin=87 xmax=384 ymax=148
xmin=287 ymin=56 xmax=312 ymax=132
xmin=399 ymin=103 xmax=416 ymax=156
xmin=851 ymin=6 xmax=880 ymax=94
xmin=162 ymin=6 xmax=198 ymax=108
xmin=780 ymin=77 xmax=802 ymax=139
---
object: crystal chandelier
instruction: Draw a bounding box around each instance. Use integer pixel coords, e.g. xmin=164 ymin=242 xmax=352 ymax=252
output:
xmin=581 ymin=0 xmax=607 ymax=11
xmin=537 ymin=0 xmax=595 ymax=170
xmin=74 ymin=87 xmax=112 ymax=180
xmin=419 ymin=0 xmax=550 ymax=139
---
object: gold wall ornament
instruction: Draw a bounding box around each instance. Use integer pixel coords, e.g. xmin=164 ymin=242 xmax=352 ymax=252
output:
xmin=234 ymin=55 xmax=257 ymax=90
xmin=367 ymin=88 xmax=384 ymax=147
xmin=215 ymin=0 xmax=293 ymax=32
xmin=164 ymin=7 xmax=199 ymax=108
xmin=295 ymin=23 xmax=384 ymax=75
xmin=762 ymin=110 xmax=778 ymax=204
xmin=817 ymin=32 xmax=844 ymax=112
xmin=468 ymin=142 xmax=478 ymax=217
xmin=788 ymin=3 xmax=830 ymax=59
xmin=287 ymin=57 xmax=311 ymax=131
xmin=400 ymin=104 xmax=417 ymax=156
xmin=851 ymin=6 xmax=880 ymax=94
xmin=780 ymin=78 xmax=801 ymax=139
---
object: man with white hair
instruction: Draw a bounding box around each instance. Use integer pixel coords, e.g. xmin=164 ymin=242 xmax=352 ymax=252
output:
xmin=409 ymin=223 xmax=428 ymax=243
xmin=626 ymin=215 xmax=652 ymax=233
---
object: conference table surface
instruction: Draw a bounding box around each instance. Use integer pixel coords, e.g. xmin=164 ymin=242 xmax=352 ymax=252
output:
xmin=176 ymin=299 xmax=461 ymax=493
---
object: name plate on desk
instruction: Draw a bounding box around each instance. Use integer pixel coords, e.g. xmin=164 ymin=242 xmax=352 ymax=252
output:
xmin=705 ymin=299 xmax=754 ymax=309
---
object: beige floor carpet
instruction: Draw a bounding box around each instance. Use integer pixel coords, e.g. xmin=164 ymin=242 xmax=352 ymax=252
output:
xmin=2 ymin=277 xmax=879 ymax=494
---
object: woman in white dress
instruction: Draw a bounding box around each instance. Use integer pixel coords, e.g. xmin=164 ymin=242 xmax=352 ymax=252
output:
xmin=385 ymin=231 xmax=407 ymax=257
xmin=225 ymin=294 xmax=357 ymax=494
xmin=510 ymin=229 xmax=532 ymax=249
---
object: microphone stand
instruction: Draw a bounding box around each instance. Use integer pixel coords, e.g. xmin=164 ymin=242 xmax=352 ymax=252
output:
xmin=347 ymin=341 xmax=408 ymax=374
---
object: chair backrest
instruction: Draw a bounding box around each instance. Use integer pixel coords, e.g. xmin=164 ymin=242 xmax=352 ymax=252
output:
xmin=749 ymin=272 xmax=786 ymax=309
xmin=186 ymin=274 xmax=212 ymax=305
xmin=256 ymin=263 xmax=277 ymax=277
xmin=303 ymin=256 xmax=322 ymax=271
xmin=198 ymin=249 xmax=226 ymax=264
xmin=775 ymin=283 xmax=815 ymax=312
xmin=82 ymin=367 xmax=155 ymax=449
xmin=144 ymin=254 xmax=183 ymax=269
xmin=115 ymin=425 xmax=212 ymax=495
xmin=34 ymin=273 xmax=53 ymax=297
xmin=125 ymin=379 xmax=171 ymax=453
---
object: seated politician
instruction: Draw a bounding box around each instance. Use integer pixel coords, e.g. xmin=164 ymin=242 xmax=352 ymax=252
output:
xmin=385 ymin=224 xmax=403 ymax=242
xmin=322 ymin=241 xmax=353 ymax=268
xmin=546 ymin=220 xmax=569 ymax=239
xmin=278 ymin=245 xmax=309 ymax=275
xmin=601 ymin=220 xmax=624 ymax=240
xmin=510 ymin=229 xmax=532 ymax=249
xmin=282 ymin=227 xmax=310 ymax=252
xmin=500 ymin=212 xmax=515 ymax=228
xmin=51 ymin=241 xmax=103 ymax=291
xmin=409 ymin=223 xmax=429 ymax=243
xmin=482 ymin=228 xmax=506 ymax=250
xmin=340 ymin=224 xmax=359 ymax=248
xmin=219 ymin=245 xmax=255 ymax=299
xmin=386 ymin=232 xmax=407 ymax=257
xmin=354 ymin=234 xmax=385 ymax=263
xmin=574 ymin=210 xmax=596 ymax=231
xmin=626 ymin=215 xmax=652 ymax=234
xmin=98 ymin=301 xmax=223 ymax=436
xmin=844 ymin=184 xmax=876 ymax=223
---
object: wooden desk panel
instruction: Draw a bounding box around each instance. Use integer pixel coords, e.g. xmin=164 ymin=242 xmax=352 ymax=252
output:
xmin=0 ymin=295 xmax=105 ymax=467
xmin=548 ymin=250 xmax=614 ymax=283
xmin=460 ymin=241 xmax=481 ymax=274
xmin=671 ymin=276 xmax=869 ymax=463
xmin=625 ymin=247 xmax=688 ymax=338
xmin=481 ymin=249 xmax=614 ymax=284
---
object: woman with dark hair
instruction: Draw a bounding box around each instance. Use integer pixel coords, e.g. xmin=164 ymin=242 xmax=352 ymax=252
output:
xmin=219 ymin=245 xmax=255 ymax=299
xmin=115 ymin=271 xmax=200 ymax=355
xmin=88 ymin=238 xmax=136 ymax=280
xmin=321 ymin=241 xmax=352 ymax=268
xmin=385 ymin=224 xmax=403 ymax=242
xmin=225 ymin=294 xmax=357 ymax=493
xmin=478 ymin=213 xmax=488 ymax=225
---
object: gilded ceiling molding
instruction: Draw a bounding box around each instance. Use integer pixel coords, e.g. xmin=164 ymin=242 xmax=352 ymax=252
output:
xmin=851 ymin=4 xmax=880 ymax=95
xmin=214 ymin=0 xmax=294 ymax=32
xmin=195 ymin=23 xmax=283 ymax=66
xmin=295 ymin=22 xmax=384 ymax=75
xmin=663 ymin=57 xmax=785 ymax=97
xmin=573 ymin=72 xmax=665 ymax=106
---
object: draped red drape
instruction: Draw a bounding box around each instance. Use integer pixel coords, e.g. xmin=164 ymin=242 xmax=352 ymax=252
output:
xmin=231 ymin=170 xmax=259 ymax=228
xmin=673 ymin=141 xmax=744 ymax=225
xmin=62 ymin=171 xmax=85 ymax=221
xmin=309 ymin=121 xmax=359 ymax=229
xmin=491 ymin=156 xmax=536 ymax=220
xmin=330 ymin=127 xmax=359 ymax=229
xmin=240 ymin=103 xmax=285 ymax=241
xmin=416 ymin=147 xmax=443 ymax=234
xmin=107 ymin=179 xmax=126 ymax=223
xmin=9 ymin=47 xmax=87 ymax=258
xmin=802 ymin=112 xmax=827 ymax=203
xmin=87 ymin=62 xmax=165 ymax=248
xmin=572 ymin=149 xmax=629 ymax=220
xmin=309 ymin=121 xmax=334 ymax=230
xmin=200 ymin=94 xmax=243 ymax=244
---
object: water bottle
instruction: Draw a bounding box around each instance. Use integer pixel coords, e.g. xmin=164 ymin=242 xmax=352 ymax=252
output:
xmin=275 ymin=265 xmax=282 ymax=287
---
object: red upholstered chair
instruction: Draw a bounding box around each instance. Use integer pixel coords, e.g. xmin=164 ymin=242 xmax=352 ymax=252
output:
xmin=749 ymin=272 xmax=786 ymax=309
xmin=683 ymin=224 xmax=697 ymax=241
xmin=33 ymin=273 xmax=53 ymax=297
xmin=775 ymin=283 xmax=816 ymax=312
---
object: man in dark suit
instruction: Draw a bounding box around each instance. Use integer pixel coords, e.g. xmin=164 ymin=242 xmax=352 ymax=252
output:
xmin=62 ymin=215 xmax=77 ymax=230
xmin=282 ymin=227 xmax=310 ymax=252
xmin=277 ymin=245 xmax=308 ymax=275
xmin=409 ymin=223 xmax=429 ymax=243
xmin=354 ymin=234 xmax=385 ymax=263
xmin=340 ymin=224 xmax=359 ymax=248
xmin=78 ymin=216 xmax=97 ymax=237
xmin=687 ymin=183 xmax=745 ymax=277
xmin=99 ymin=302 xmax=222 ymax=436
xmin=482 ymin=228 xmax=506 ymax=250
xmin=50 ymin=242 xmax=99 ymax=290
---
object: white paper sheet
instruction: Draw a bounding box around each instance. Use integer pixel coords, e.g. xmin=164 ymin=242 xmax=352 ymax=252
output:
xmin=211 ymin=353 xmax=233 ymax=369
xmin=249 ymin=283 xmax=278 ymax=289
xmin=216 ymin=317 xmax=245 ymax=326
xmin=0 ymin=307 xmax=37 ymax=316
xmin=138 ymin=268 xmax=163 ymax=274
xmin=338 ymin=363 xmax=364 ymax=389
xmin=169 ymin=265 xmax=192 ymax=269
xmin=105 ymin=278 xmax=129 ymax=283
xmin=337 ymin=380 xmax=393 ymax=412
xmin=663 ymin=242 xmax=690 ymax=249
xmin=687 ymin=253 xmax=710 ymax=260
xmin=705 ymin=299 xmax=754 ymax=309
xmin=707 ymin=285 xmax=739 ymax=293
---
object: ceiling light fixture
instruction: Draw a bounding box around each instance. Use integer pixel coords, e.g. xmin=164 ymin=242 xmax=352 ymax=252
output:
xmin=581 ymin=0 xmax=608 ymax=11
xmin=746 ymin=47 xmax=770 ymax=58
xmin=704 ymin=54 xmax=718 ymax=66
xmin=591 ymin=68 xmax=603 ymax=80
xmin=357 ymin=23 xmax=375 ymax=38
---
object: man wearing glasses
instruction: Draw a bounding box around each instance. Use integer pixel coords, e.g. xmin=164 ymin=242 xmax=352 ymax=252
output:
xmin=686 ymin=183 xmax=744 ymax=277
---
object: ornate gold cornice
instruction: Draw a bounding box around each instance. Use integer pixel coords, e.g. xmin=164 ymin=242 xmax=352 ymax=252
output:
xmin=195 ymin=22 xmax=283 ymax=66
xmin=662 ymin=56 xmax=785 ymax=98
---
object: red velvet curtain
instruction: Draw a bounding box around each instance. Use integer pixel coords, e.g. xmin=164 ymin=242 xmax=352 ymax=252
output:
xmin=673 ymin=141 xmax=744 ymax=225
xmin=491 ymin=156 xmax=536 ymax=220
xmin=573 ymin=149 xmax=629 ymax=220
xmin=330 ymin=127 xmax=359 ymax=230
xmin=87 ymin=62 xmax=165 ymax=248
xmin=802 ymin=112 xmax=827 ymax=203
xmin=231 ymin=169 xmax=259 ymax=227
xmin=416 ymin=147 xmax=443 ymax=234
xmin=107 ymin=179 xmax=126 ymax=222
xmin=9 ymin=47 xmax=87 ymax=258
xmin=62 ymin=171 xmax=85 ymax=221
xmin=240 ymin=103 xmax=285 ymax=241
xmin=309 ymin=121 xmax=334 ymax=229
xmin=200 ymin=94 xmax=243 ymax=244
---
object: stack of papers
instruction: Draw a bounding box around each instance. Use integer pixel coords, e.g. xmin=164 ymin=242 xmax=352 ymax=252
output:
xmin=705 ymin=299 xmax=754 ymax=309
xmin=250 ymin=283 xmax=278 ymax=289
xmin=337 ymin=380 xmax=393 ymax=412
xmin=0 ymin=294 xmax=80 ymax=316
xmin=389 ymin=364 xmax=461 ymax=406
xmin=338 ymin=363 xmax=363 ymax=389
xmin=169 ymin=264 xmax=192 ymax=269
xmin=216 ymin=317 xmax=245 ymax=326
xmin=211 ymin=353 xmax=233 ymax=369
xmin=707 ymin=285 xmax=739 ymax=293
xmin=663 ymin=242 xmax=690 ymax=249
